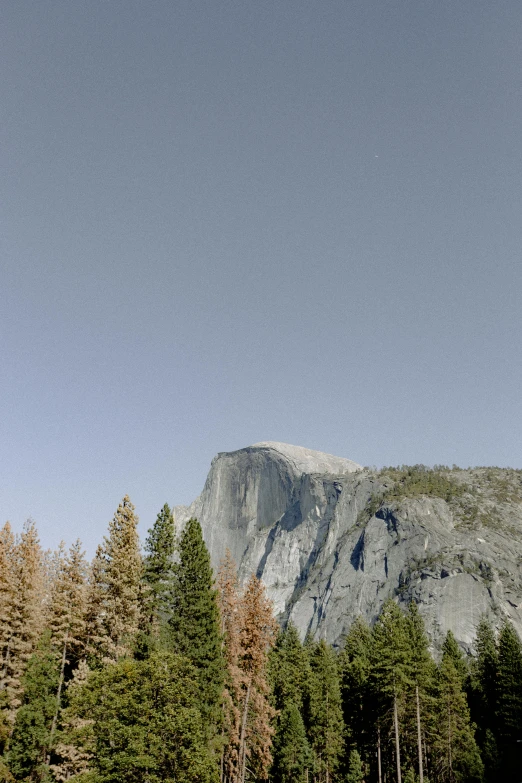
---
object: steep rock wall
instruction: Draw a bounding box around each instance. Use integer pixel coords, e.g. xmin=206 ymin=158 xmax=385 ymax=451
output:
xmin=175 ymin=442 xmax=522 ymax=649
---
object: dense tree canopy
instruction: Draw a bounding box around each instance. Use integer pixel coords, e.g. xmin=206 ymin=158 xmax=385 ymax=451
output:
xmin=1 ymin=507 xmax=522 ymax=783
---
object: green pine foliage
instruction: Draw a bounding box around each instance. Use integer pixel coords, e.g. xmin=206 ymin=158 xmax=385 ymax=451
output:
xmin=469 ymin=618 xmax=499 ymax=781
xmin=407 ymin=603 xmax=433 ymax=689
xmin=166 ymin=518 xmax=225 ymax=735
xmin=431 ymin=652 xmax=483 ymax=783
xmin=8 ymin=633 xmax=59 ymax=782
xmin=270 ymin=625 xmax=312 ymax=783
xmin=66 ymin=651 xmax=218 ymax=783
xmin=371 ymin=599 xmax=412 ymax=700
xmin=338 ymin=616 xmax=373 ymax=773
xmin=306 ymin=640 xmax=344 ymax=783
xmin=441 ymin=631 xmax=468 ymax=685
xmin=370 ymin=600 xmax=412 ymax=783
xmin=269 ymin=623 xmax=310 ymax=713
xmin=496 ymin=620 xmax=522 ymax=780
xmin=345 ymin=748 xmax=365 ymax=783
xmin=141 ymin=503 xmax=176 ymax=629
xmin=271 ymin=703 xmax=312 ymax=783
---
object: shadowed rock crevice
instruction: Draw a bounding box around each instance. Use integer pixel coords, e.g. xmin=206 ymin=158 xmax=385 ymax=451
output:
xmin=350 ymin=532 xmax=365 ymax=572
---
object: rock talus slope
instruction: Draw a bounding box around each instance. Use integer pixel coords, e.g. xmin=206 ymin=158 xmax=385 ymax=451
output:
xmin=175 ymin=442 xmax=522 ymax=648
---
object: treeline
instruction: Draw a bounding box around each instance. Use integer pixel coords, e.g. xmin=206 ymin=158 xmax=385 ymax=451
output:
xmin=1 ymin=497 xmax=522 ymax=783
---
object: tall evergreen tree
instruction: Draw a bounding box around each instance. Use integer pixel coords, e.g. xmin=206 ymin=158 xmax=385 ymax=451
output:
xmin=101 ymin=496 xmax=142 ymax=660
xmin=7 ymin=633 xmax=59 ymax=782
xmin=45 ymin=541 xmax=88 ymax=757
xmin=83 ymin=545 xmax=108 ymax=666
xmin=167 ymin=518 xmax=225 ymax=738
xmin=141 ymin=503 xmax=176 ymax=629
xmin=307 ymin=639 xmax=344 ymax=783
xmin=496 ymin=620 xmax=522 ymax=781
xmin=271 ymin=703 xmax=312 ymax=783
xmin=269 ymin=623 xmax=313 ymax=783
xmin=338 ymin=616 xmax=373 ymax=772
xmin=405 ymin=603 xmax=433 ymax=783
xmin=470 ymin=618 xmax=499 ymax=781
xmin=270 ymin=623 xmax=310 ymax=714
xmin=371 ymin=599 xmax=411 ymax=783
xmin=431 ymin=651 xmax=483 ymax=783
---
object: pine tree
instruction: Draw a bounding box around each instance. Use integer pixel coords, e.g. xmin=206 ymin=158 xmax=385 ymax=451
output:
xmin=338 ymin=616 xmax=373 ymax=772
xmin=45 ymin=541 xmax=88 ymax=758
xmin=7 ymin=632 xmax=59 ymax=782
xmin=470 ymin=618 xmax=498 ymax=781
xmin=307 ymin=639 xmax=344 ymax=783
xmin=89 ymin=496 xmax=142 ymax=662
xmin=441 ymin=631 xmax=468 ymax=685
xmin=272 ymin=703 xmax=312 ymax=783
xmin=431 ymin=652 xmax=483 ymax=783
xmin=104 ymin=496 xmax=142 ymax=660
xmin=270 ymin=622 xmax=311 ymax=714
xmin=1 ymin=521 xmax=43 ymax=717
xmin=371 ymin=599 xmax=412 ymax=783
xmin=83 ymin=545 xmax=107 ymax=666
xmin=345 ymin=748 xmax=365 ymax=783
xmin=496 ymin=620 xmax=522 ymax=780
xmin=269 ymin=623 xmax=313 ymax=783
xmin=63 ymin=650 xmax=218 ymax=783
xmin=406 ymin=603 xmax=433 ymax=783
xmin=236 ymin=575 xmax=278 ymax=783
xmin=167 ymin=518 xmax=225 ymax=739
xmin=142 ymin=503 xmax=176 ymax=629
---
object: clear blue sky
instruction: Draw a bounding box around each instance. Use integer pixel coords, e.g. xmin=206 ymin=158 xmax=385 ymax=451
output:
xmin=2 ymin=0 xmax=521 ymax=555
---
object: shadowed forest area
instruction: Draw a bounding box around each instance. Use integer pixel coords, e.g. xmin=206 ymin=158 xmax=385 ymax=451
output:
xmin=1 ymin=497 xmax=521 ymax=783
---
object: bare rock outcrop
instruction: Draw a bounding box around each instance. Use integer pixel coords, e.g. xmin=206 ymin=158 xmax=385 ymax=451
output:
xmin=175 ymin=443 xmax=522 ymax=649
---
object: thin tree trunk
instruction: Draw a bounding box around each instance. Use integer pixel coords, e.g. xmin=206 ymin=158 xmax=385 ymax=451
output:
xmin=394 ymin=693 xmax=402 ymax=783
xmin=47 ymin=632 xmax=68 ymax=763
xmin=238 ymin=683 xmax=251 ymax=783
xmin=416 ymin=685 xmax=424 ymax=783
xmin=325 ymin=691 xmax=329 ymax=783
xmin=448 ymin=704 xmax=453 ymax=783
xmin=377 ymin=723 xmax=382 ymax=783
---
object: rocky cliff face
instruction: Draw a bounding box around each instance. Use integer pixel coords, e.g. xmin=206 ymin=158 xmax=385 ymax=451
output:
xmin=175 ymin=442 xmax=522 ymax=649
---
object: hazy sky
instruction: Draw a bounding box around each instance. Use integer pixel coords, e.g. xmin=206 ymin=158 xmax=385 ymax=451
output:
xmin=2 ymin=0 xmax=521 ymax=554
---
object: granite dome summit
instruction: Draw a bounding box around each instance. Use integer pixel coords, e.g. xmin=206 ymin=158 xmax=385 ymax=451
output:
xmin=175 ymin=443 xmax=522 ymax=649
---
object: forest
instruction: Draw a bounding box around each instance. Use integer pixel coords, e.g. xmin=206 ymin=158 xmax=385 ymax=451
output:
xmin=1 ymin=496 xmax=521 ymax=783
